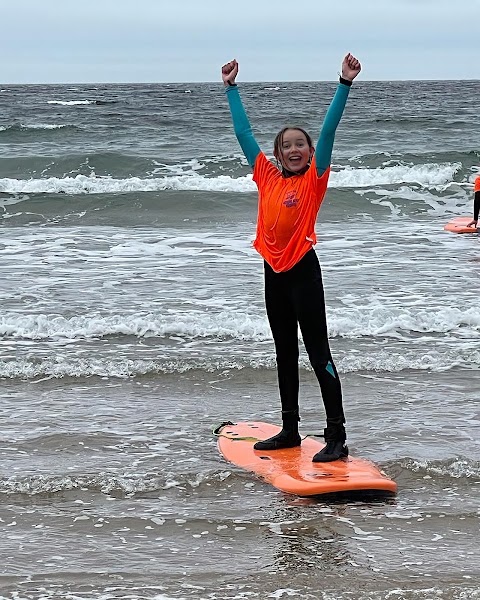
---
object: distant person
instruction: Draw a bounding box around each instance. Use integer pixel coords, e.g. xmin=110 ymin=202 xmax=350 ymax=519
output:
xmin=221 ymin=53 xmax=361 ymax=462
xmin=466 ymin=174 xmax=480 ymax=228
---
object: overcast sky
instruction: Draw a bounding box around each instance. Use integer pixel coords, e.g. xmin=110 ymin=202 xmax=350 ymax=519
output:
xmin=3 ymin=0 xmax=479 ymax=83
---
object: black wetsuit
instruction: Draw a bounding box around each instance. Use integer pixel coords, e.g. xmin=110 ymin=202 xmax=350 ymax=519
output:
xmin=264 ymin=249 xmax=345 ymax=431
xmin=474 ymin=191 xmax=480 ymax=222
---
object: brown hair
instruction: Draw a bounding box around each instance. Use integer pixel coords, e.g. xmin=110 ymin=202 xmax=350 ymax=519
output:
xmin=273 ymin=127 xmax=314 ymax=163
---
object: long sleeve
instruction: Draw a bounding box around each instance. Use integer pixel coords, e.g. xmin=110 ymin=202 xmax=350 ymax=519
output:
xmin=315 ymin=83 xmax=351 ymax=176
xmin=225 ymin=86 xmax=261 ymax=168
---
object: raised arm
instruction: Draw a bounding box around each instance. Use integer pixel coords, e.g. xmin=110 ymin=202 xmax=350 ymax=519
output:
xmin=222 ymin=59 xmax=261 ymax=168
xmin=315 ymin=53 xmax=361 ymax=176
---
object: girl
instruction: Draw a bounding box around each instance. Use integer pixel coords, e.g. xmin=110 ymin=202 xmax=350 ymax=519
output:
xmin=467 ymin=174 xmax=480 ymax=228
xmin=222 ymin=54 xmax=361 ymax=462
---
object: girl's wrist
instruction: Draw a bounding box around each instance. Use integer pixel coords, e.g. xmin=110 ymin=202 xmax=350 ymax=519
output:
xmin=339 ymin=76 xmax=352 ymax=87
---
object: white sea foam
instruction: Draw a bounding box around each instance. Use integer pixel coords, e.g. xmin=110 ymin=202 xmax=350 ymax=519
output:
xmin=47 ymin=99 xmax=94 ymax=106
xmin=356 ymin=184 xmax=469 ymax=216
xmin=0 ymin=312 xmax=271 ymax=341
xmin=400 ymin=458 xmax=480 ymax=479
xmin=336 ymin=347 xmax=480 ymax=374
xmin=332 ymin=162 xmax=460 ymax=188
xmin=1 ymin=344 xmax=479 ymax=379
xmin=0 ymin=122 xmax=71 ymax=132
xmin=1 ymin=305 xmax=478 ymax=341
xmin=330 ymin=305 xmax=480 ymax=338
xmin=24 ymin=123 xmax=70 ymax=130
xmin=0 ymin=162 xmax=461 ymax=195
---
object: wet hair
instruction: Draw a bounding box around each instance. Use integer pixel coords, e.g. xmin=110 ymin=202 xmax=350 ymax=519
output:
xmin=273 ymin=127 xmax=314 ymax=161
xmin=273 ymin=127 xmax=314 ymax=174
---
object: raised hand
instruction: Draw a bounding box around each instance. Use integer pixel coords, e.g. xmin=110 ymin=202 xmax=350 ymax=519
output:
xmin=341 ymin=53 xmax=361 ymax=82
xmin=221 ymin=59 xmax=239 ymax=85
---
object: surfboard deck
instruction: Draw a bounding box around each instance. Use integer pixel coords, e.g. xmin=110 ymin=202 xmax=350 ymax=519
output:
xmin=444 ymin=216 xmax=478 ymax=234
xmin=216 ymin=421 xmax=397 ymax=498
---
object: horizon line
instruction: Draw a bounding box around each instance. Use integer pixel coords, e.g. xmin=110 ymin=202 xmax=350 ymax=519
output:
xmin=1 ymin=78 xmax=479 ymax=86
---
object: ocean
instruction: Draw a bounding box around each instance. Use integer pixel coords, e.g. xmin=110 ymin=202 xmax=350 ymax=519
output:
xmin=0 ymin=80 xmax=479 ymax=600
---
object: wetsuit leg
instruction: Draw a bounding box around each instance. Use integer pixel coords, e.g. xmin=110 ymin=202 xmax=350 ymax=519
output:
xmin=264 ymin=261 xmax=299 ymax=413
xmin=474 ymin=191 xmax=480 ymax=222
xmin=290 ymin=250 xmax=345 ymax=430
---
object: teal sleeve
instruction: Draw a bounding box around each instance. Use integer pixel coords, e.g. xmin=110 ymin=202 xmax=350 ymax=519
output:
xmin=315 ymin=83 xmax=351 ymax=175
xmin=225 ymin=86 xmax=261 ymax=168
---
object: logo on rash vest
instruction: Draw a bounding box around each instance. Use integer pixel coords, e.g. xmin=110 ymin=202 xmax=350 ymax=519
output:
xmin=283 ymin=190 xmax=299 ymax=208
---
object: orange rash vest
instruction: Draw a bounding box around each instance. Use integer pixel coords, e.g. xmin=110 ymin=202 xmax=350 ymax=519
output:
xmin=252 ymin=152 xmax=331 ymax=273
xmin=474 ymin=176 xmax=480 ymax=193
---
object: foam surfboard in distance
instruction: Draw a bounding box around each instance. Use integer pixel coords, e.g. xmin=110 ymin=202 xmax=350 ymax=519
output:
xmin=444 ymin=216 xmax=478 ymax=234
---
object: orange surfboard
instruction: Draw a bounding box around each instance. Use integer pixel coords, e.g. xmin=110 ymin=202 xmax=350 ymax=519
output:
xmin=216 ymin=421 xmax=397 ymax=497
xmin=444 ymin=216 xmax=478 ymax=234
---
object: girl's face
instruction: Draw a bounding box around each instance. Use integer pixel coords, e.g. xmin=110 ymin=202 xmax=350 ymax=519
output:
xmin=277 ymin=129 xmax=314 ymax=173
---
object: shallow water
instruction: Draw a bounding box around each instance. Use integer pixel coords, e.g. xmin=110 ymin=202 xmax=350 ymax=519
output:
xmin=0 ymin=81 xmax=479 ymax=599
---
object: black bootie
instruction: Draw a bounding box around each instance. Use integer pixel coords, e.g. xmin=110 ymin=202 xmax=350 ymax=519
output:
xmin=254 ymin=409 xmax=301 ymax=450
xmin=312 ymin=425 xmax=348 ymax=463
